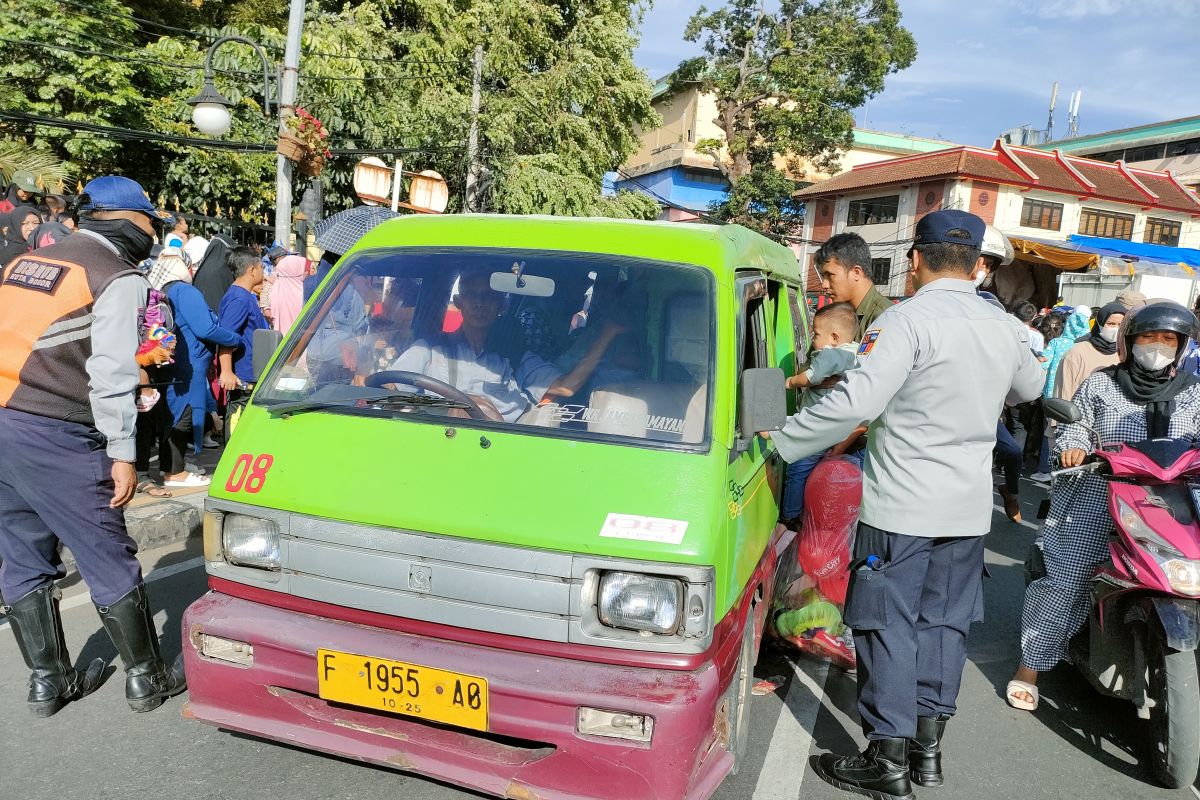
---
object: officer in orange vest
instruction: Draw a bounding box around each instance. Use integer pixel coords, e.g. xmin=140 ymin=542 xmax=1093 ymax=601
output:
xmin=0 ymin=176 xmax=187 ymax=716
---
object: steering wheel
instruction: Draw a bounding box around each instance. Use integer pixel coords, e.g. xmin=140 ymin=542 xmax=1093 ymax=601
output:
xmin=363 ymin=370 xmax=488 ymax=420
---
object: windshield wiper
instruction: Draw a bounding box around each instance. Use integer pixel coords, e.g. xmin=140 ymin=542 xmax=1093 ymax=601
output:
xmin=263 ymin=392 xmax=469 ymax=418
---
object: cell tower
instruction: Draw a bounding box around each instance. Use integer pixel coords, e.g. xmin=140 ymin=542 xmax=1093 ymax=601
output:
xmin=1067 ymin=90 xmax=1082 ymax=138
xmin=1044 ymin=82 xmax=1059 ymax=143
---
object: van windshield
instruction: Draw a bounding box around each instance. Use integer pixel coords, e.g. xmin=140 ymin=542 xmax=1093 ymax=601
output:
xmin=255 ymin=248 xmax=714 ymax=446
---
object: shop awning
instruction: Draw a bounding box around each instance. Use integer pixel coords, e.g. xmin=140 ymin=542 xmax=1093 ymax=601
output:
xmin=1008 ymin=236 xmax=1099 ymax=271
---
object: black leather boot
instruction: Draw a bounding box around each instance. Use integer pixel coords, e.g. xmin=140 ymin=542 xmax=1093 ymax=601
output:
xmin=95 ymin=583 xmax=187 ymax=712
xmin=909 ymin=714 xmax=949 ymax=787
xmin=814 ymin=737 xmax=915 ymax=800
xmin=4 ymin=585 xmax=105 ymax=717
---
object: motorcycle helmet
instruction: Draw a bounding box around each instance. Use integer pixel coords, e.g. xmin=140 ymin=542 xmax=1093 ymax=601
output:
xmin=980 ymin=224 xmax=1014 ymax=267
xmin=1116 ymin=301 xmax=1199 ymax=367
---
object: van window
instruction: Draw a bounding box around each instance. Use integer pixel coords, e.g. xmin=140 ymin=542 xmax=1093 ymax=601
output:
xmin=256 ymin=248 xmax=714 ymax=446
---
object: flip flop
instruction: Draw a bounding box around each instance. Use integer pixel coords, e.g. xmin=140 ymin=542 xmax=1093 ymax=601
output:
xmin=136 ymin=480 xmax=172 ymax=498
xmin=1006 ymin=679 xmax=1039 ymax=711
xmin=163 ymin=473 xmax=211 ymax=489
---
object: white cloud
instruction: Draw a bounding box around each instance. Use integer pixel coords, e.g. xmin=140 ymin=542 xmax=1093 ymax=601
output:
xmin=1014 ymin=0 xmax=1197 ymax=17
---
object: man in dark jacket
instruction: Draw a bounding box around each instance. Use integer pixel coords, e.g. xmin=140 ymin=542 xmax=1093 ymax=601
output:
xmin=0 ymin=175 xmax=187 ymax=718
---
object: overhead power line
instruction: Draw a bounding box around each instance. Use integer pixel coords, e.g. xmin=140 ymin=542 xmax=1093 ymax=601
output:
xmin=0 ymin=35 xmax=263 ymax=78
xmin=1 ymin=35 xmax=461 ymax=84
xmin=0 ymin=110 xmax=465 ymax=157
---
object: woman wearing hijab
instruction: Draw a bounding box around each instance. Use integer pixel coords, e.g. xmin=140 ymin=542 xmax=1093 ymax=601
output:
xmin=269 ymin=254 xmax=308 ymax=336
xmin=29 ymin=219 xmax=73 ymax=250
xmin=1055 ymin=301 xmax=1126 ymax=403
xmin=1008 ymin=302 xmax=1200 ymax=710
xmin=0 ymin=207 xmax=40 ymax=264
xmin=182 ymin=235 xmax=209 ymax=269
xmin=147 ymin=249 xmax=240 ymax=488
xmin=190 ymin=233 xmax=235 ymax=313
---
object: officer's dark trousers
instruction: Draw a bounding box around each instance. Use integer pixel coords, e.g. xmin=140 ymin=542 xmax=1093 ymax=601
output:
xmin=0 ymin=406 xmax=142 ymax=606
xmin=844 ymin=522 xmax=985 ymax=740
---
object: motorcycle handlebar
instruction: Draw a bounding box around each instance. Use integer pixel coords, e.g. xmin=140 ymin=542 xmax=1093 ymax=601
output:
xmin=1049 ymin=460 xmax=1103 ymax=480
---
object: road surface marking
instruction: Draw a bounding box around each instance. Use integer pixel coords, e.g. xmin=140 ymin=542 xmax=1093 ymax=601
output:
xmin=0 ymin=556 xmax=205 ymax=628
xmin=752 ymin=659 xmax=829 ymax=799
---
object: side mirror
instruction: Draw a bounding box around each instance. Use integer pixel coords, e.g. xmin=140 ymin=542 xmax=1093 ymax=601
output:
xmin=739 ymin=368 xmax=787 ymax=448
xmin=252 ymin=328 xmax=284 ymax=382
xmin=1043 ymin=398 xmax=1082 ymax=425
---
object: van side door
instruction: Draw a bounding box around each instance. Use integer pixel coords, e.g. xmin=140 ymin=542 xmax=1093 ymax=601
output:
xmin=726 ymin=272 xmax=781 ymax=608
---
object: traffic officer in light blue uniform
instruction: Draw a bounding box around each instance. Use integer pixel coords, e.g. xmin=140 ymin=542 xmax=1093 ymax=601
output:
xmin=767 ymin=209 xmax=1044 ymax=800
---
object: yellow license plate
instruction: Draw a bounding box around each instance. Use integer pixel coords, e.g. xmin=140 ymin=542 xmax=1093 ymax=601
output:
xmin=317 ymin=648 xmax=488 ymax=731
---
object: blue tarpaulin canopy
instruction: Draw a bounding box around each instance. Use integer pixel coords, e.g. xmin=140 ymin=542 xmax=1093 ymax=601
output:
xmin=1068 ymin=235 xmax=1200 ymax=270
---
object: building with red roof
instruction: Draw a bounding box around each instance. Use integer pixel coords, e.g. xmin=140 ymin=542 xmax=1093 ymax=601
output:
xmin=793 ymin=140 xmax=1200 ymax=298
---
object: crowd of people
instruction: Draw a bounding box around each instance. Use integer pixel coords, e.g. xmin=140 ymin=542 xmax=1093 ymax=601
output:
xmin=3 ymin=172 xmax=1200 ymax=799
xmin=0 ymin=174 xmax=314 ymax=496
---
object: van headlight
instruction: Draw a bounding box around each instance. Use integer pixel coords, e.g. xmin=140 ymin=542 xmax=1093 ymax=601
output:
xmin=222 ymin=514 xmax=281 ymax=570
xmin=598 ymin=572 xmax=683 ymax=635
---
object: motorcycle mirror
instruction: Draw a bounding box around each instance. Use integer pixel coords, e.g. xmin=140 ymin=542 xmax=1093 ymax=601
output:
xmin=1043 ymin=398 xmax=1082 ymax=425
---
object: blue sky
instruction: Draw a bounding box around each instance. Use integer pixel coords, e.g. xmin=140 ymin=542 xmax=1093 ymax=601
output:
xmin=634 ymin=0 xmax=1198 ymax=147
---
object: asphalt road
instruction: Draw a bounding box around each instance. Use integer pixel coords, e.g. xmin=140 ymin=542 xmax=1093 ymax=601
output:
xmin=1 ymin=478 xmax=1197 ymax=800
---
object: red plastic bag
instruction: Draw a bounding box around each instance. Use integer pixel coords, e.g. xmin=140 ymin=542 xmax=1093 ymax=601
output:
xmin=797 ymin=456 xmax=862 ymax=605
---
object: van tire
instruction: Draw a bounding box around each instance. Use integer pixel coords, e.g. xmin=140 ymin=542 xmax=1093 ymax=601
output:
xmin=726 ymin=611 xmax=758 ymax=774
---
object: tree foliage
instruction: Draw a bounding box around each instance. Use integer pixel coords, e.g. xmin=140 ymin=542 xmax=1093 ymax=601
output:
xmin=676 ymin=0 xmax=916 ymax=235
xmin=0 ymin=0 xmax=659 ymax=223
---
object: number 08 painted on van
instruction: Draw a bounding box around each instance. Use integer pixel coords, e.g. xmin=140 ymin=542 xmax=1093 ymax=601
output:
xmin=184 ymin=216 xmax=805 ymax=800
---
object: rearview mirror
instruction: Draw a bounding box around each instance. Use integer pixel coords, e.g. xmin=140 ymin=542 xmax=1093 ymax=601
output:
xmin=740 ymin=368 xmax=787 ymax=447
xmin=252 ymin=328 xmax=284 ymax=382
xmin=1042 ymin=398 xmax=1082 ymax=425
xmin=491 ymin=271 xmax=555 ymax=297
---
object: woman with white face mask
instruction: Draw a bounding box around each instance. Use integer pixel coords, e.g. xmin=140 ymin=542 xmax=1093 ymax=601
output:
xmin=1008 ymin=302 xmax=1200 ymax=710
xmin=1053 ymin=301 xmax=1126 ymax=405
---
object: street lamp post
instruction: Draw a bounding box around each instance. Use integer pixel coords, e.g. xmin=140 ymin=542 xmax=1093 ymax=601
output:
xmin=275 ymin=0 xmax=306 ymax=247
xmin=186 ymin=36 xmax=274 ymax=137
xmin=186 ymin=0 xmax=306 ymax=246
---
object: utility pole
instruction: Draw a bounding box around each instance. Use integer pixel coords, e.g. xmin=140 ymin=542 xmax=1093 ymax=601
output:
xmin=464 ymin=44 xmax=484 ymax=213
xmin=274 ymin=0 xmax=306 ymax=246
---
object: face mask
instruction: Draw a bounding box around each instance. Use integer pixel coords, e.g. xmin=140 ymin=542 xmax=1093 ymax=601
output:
xmin=1099 ymin=326 xmax=1119 ymax=343
xmin=1132 ymin=342 xmax=1175 ymax=372
xmin=79 ymin=218 xmax=155 ymax=264
xmin=973 ymin=270 xmax=988 ymax=287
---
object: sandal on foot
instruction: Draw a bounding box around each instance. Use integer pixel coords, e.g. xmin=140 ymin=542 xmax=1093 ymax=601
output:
xmin=1006 ymin=679 xmax=1038 ymax=711
xmin=135 ymin=390 xmax=161 ymax=413
xmin=163 ymin=472 xmax=211 ymax=489
xmin=136 ymin=480 xmax=172 ymax=497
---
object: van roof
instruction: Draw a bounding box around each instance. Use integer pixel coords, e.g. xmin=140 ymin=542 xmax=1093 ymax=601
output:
xmin=349 ymin=214 xmax=802 ymax=283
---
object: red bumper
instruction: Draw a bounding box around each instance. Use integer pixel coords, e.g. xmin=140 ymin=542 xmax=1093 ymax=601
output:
xmin=182 ymin=591 xmax=734 ymax=800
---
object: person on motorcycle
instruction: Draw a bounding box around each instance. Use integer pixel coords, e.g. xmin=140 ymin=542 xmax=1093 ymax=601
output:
xmin=1008 ymin=301 xmax=1200 ymax=710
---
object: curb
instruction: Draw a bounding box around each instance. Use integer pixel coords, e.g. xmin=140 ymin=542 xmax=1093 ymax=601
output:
xmin=59 ymin=495 xmax=205 ymax=573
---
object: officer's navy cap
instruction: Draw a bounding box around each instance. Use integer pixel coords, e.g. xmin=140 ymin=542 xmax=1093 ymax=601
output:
xmin=907 ymin=209 xmax=985 ymax=257
xmin=77 ymin=175 xmax=161 ymax=220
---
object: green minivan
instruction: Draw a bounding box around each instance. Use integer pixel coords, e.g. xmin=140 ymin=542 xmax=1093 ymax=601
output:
xmin=182 ymin=215 xmax=807 ymax=800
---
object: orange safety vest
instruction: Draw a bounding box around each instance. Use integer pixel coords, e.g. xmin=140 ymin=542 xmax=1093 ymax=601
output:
xmin=0 ymin=234 xmax=138 ymax=425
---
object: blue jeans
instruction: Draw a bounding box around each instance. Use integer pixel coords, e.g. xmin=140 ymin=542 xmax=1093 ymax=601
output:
xmin=782 ymin=449 xmax=865 ymax=522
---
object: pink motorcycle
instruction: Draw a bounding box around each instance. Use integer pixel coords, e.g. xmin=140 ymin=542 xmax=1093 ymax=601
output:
xmin=1029 ymin=398 xmax=1200 ymax=787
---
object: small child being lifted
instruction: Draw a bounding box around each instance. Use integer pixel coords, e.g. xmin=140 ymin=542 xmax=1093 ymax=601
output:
xmin=779 ymin=301 xmax=863 ymax=526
